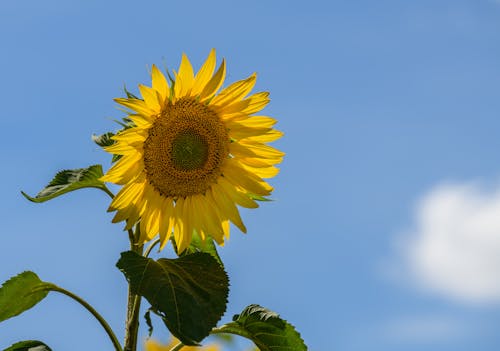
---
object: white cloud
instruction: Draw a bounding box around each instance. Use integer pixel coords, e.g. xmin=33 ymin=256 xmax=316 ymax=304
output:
xmin=395 ymin=181 xmax=500 ymax=304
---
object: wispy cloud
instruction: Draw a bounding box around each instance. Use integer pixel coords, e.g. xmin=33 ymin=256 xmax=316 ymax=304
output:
xmin=391 ymin=181 xmax=500 ymax=304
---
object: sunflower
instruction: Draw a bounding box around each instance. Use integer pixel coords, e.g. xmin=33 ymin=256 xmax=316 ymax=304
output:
xmin=101 ymin=49 xmax=283 ymax=252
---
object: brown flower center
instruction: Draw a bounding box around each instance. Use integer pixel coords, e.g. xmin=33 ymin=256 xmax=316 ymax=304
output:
xmin=143 ymin=98 xmax=229 ymax=198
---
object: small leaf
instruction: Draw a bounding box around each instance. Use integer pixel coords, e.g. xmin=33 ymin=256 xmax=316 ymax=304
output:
xmin=116 ymin=251 xmax=229 ymax=345
xmin=92 ymin=132 xmax=115 ymax=148
xmin=215 ymin=304 xmax=307 ymax=351
xmin=21 ymin=165 xmax=112 ymax=203
xmin=0 ymin=272 xmax=49 ymax=322
xmin=3 ymin=340 xmax=52 ymax=351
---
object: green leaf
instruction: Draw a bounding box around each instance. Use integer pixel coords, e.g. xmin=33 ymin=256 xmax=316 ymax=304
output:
xmin=116 ymin=251 xmax=229 ymax=345
xmin=3 ymin=340 xmax=52 ymax=351
xmin=21 ymin=165 xmax=112 ymax=203
xmin=0 ymin=272 xmax=49 ymax=323
xmin=215 ymin=305 xmax=307 ymax=351
xmin=92 ymin=132 xmax=115 ymax=148
xmin=180 ymin=231 xmax=223 ymax=267
xmin=211 ymin=332 xmax=235 ymax=344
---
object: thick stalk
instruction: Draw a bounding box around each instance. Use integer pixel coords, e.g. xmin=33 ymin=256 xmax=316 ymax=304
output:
xmin=124 ymin=227 xmax=143 ymax=351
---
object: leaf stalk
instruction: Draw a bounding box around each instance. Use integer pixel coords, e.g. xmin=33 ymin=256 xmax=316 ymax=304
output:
xmin=46 ymin=284 xmax=123 ymax=351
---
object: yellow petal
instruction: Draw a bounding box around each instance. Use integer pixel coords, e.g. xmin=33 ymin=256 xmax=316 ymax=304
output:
xmin=182 ymin=196 xmax=194 ymax=251
xmin=112 ymin=204 xmax=136 ymax=224
xmin=139 ymin=84 xmax=161 ymax=112
xmin=230 ymin=141 xmax=284 ymax=163
xmin=223 ymin=160 xmax=273 ymax=196
xmin=136 ymin=184 xmax=157 ymax=218
xmin=236 ymin=156 xmax=277 ymax=168
xmin=104 ymin=140 xmax=142 ymax=155
xmin=189 ymin=196 xmax=203 ymax=235
xmin=114 ymin=98 xmax=154 ymax=116
xmin=244 ymin=129 xmax=284 ymax=143
xmin=206 ymin=191 xmax=231 ymax=240
xmin=159 ymin=198 xmax=175 ymax=250
xmin=100 ymin=153 xmax=143 ymax=185
xmin=238 ymin=140 xmax=285 ymax=157
xmin=226 ymin=117 xmax=277 ymax=140
xmin=233 ymin=116 xmax=277 ymax=128
xmin=173 ymin=198 xmax=186 ymax=251
xmin=191 ymin=49 xmax=216 ymax=96
xmin=210 ymin=73 xmax=256 ymax=107
xmin=107 ymin=132 xmax=144 ymax=148
xmin=222 ymin=219 xmax=230 ymax=239
xmin=219 ymin=92 xmax=270 ymax=116
xmin=111 ymin=128 xmax=148 ymax=143
xmin=218 ymin=177 xmax=258 ymax=209
xmin=196 ymin=193 xmax=225 ymax=243
xmin=137 ymin=187 xmax=163 ymax=241
xmin=144 ymin=339 xmax=165 ymax=351
xmin=109 ymin=176 xmax=145 ymax=211
xmin=175 ymin=53 xmax=194 ymax=97
xmin=151 ymin=64 xmax=169 ymax=102
xmin=111 ymin=174 xmax=148 ymax=227
xmin=139 ymin=204 xmax=161 ymax=244
xmin=199 ymin=59 xmax=226 ymax=101
xmin=126 ymin=114 xmax=153 ymax=128
xmin=210 ymin=184 xmax=246 ymax=232
xmin=239 ymin=163 xmax=280 ymax=178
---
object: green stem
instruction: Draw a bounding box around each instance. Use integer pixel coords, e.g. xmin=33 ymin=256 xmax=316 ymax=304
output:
xmin=48 ymin=284 xmax=123 ymax=351
xmin=169 ymin=341 xmax=184 ymax=351
xmin=101 ymin=185 xmax=115 ymax=199
xmin=124 ymin=292 xmax=141 ymax=351
xmin=124 ymin=225 xmax=143 ymax=351
xmin=144 ymin=238 xmax=161 ymax=257
xmin=127 ymin=229 xmax=135 ymax=244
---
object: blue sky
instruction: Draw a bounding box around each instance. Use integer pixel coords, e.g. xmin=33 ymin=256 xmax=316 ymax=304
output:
xmin=1 ymin=0 xmax=500 ymax=350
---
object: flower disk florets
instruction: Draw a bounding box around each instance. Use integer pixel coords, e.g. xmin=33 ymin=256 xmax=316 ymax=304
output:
xmin=143 ymin=98 xmax=229 ymax=198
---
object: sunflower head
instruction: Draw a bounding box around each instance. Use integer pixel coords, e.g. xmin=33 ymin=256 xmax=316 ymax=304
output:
xmin=101 ymin=50 xmax=284 ymax=252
